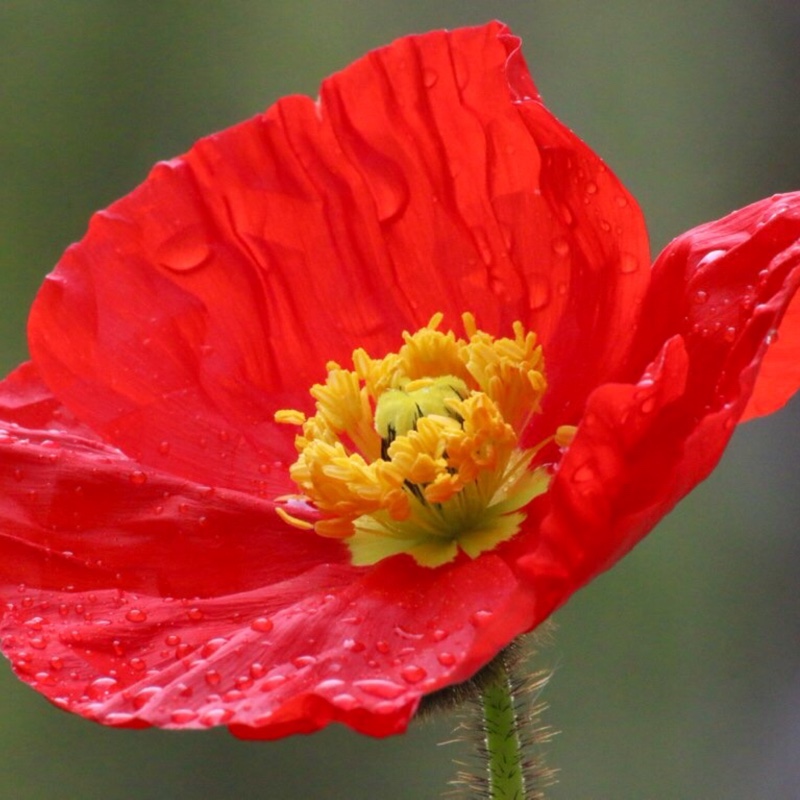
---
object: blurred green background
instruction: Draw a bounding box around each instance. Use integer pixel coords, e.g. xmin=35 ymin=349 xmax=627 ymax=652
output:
xmin=2 ymin=1 xmax=800 ymax=798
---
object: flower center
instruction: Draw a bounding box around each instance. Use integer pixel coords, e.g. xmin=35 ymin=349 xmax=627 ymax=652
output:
xmin=275 ymin=313 xmax=572 ymax=568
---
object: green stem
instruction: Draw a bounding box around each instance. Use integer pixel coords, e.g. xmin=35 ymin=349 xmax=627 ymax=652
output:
xmin=481 ymin=656 xmax=526 ymax=800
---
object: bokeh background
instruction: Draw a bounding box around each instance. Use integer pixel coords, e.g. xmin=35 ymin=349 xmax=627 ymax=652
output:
xmin=2 ymin=2 xmax=800 ymax=798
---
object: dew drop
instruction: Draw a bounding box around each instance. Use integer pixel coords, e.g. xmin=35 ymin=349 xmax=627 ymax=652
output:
xmin=261 ymin=674 xmax=288 ymax=691
xmin=437 ymin=652 xmax=457 ymax=667
xmin=292 ymin=655 xmax=317 ymax=669
xmin=529 ymin=273 xmax=551 ymax=312
xmin=170 ymin=709 xmax=198 ymax=724
xmin=431 ymin=629 xmax=447 ymax=643
xmin=400 ymin=664 xmax=427 ymax=684
xmin=129 ymin=470 xmax=147 ymax=486
xmin=249 ymin=662 xmax=266 ymax=679
xmin=106 ymin=712 xmax=135 ymax=725
xmin=723 ymin=326 xmax=738 ymax=343
xmin=250 ymin=617 xmax=274 ymax=633
xmin=423 ymin=69 xmax=438 ymax=88
xmin=205 ymin=669 xmax=221 ymax=687
xmin=470 ymin=610 xmax=494 ymax=627
xmin=165 ymin=634 xmax=181 ymax=647
xmin=132 ymin=686 xmax=162 ymax=710
xmin=615 ymin=195 xmax=629 ymax=208
xmin=375 ymin=640 xmax=390 ymax=655
xmin=125 ymin=608 xmax=147 ymax=623
xmin=157 ymin=440 xmax=171 ymax=456
xmin=620 ymin=253 xmax=639 ymax=274
xmin=333 ymin=693 xmax=358 ymax=710
xmin=697 ymin=249 xmax=727 ymax=268
xmin=175 ymin=643 xmax=193 ymax=659
xmin=353 ymin=678 xmax=406 ymax=699
xmin=343 ymin=638 xmax=366 ymax=653
xmin=692 ymin=289 xmax=709 ymax=305
xmin=640 ymin=397 xmax=656 ymax=414
xmin=766 ymin=328 xmax=779 ymax=345
xmin=316 ymin=678 xmax=346 ymax=692
xmin=572 ymin=463 xmax=596 ymax=483
xmin=187 ymin=607 xmax=204 ymax=621
xmin=585 ymin=181 xmax=598 ymax=195
xmin=87 ymin=676 xmax=119 ymax=699
xmin=201 ymin=638 xmax=228 ymax=657
xmin=552 ymin=237 xmax=570 ymax=257
xmin=157 ymin=230 xmax=211 ymax=273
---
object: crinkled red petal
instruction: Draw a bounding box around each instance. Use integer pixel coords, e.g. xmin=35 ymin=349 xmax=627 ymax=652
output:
xmin=515 ymin=192 xmax=800 ymax=619
xmin=0 ymin=366 xmax=541 ymax=736
xmin=27 ymin=21 xmax=648 ymax=486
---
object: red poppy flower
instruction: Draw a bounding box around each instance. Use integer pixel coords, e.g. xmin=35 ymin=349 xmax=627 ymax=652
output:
xmin=2 ymin=21 xmax=800 ymax=740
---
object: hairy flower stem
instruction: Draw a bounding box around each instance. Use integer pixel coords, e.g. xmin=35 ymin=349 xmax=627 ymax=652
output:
xmin=441 ymin=633 xmax=556 ymax=799
xmin=481 ymin=657 xmax=527 ymax=799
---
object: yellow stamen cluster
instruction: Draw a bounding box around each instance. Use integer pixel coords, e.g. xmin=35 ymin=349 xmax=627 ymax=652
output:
xmin=276 ymin=313 xmax=553 ymax=567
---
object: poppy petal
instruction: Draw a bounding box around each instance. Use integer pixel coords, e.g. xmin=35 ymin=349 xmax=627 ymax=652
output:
xmin=28 ymin=22 xmax=648 ymax=491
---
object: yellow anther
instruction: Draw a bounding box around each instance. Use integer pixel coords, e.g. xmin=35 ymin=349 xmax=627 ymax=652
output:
xmin=275 ymin=506 xmax=314 ymax=531
xmin=274 ymin=409 xmax=306 ymax=426
xmin=274 ymin=314 xmax=566 ymax=567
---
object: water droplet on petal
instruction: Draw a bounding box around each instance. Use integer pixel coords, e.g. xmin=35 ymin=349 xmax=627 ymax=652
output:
xmin=552 ymin=237 xmax=570 ymax=257
xmin=316 ymin=678 xmax=346 ymax=692
xmin=106 ymin=712 xmax=135 ymax=725
xmin=423 ymin=69 xmax=438 ymax=87
xmin=400 ymin=664 xmax=427 ymax=684
xmin=129 ymin=471 xmax=147 ymax=486
xmin=133 ymin=686 xmax=162 ymax=710
xmin=353 ymin=678 xmax=406 ymax=699
xmin=333 ymin=693 xmax=358 ymax=710
xmin=640 ymin=397 xmax=656 ymax=414
xmin=249 ymin=662 xmax=266 ymax=679
xmin=125 ymin=608 xmax=147 ymax=623
xmin=157 ymin=230 xmax=211 ymax=273
xmin=260 ymin=674 xmax=288 ymax=691
xmin=693 ymin=290 xmax=709 ymax=305
xmin=205 ymin=669 xmax=221 ymax=686
xmin=250 ymin=617 xmax=274 ymax=633
xmin=200 ymin=708 xmax=233 ymax=727
xmin=529 ymin=274 xmax=551 ymax=311
xmin=201 ymin=638 xmax=228 ymax=658
xmin=170 ymin=709 xmax=198 ymax=725
xmin=470 ymin=610 xmax=494 ymax=627
xmin=572 ymin=463 xmax=596 ymax=483
xmin=88 ymin=676 xmax=119 ymax=699
xmin=437 ymin=652 xmax=457 ymax=667
xmin=620 ymin=253 xmax=639 ymax=274
xmin=697 ymin=249 xmax=727 ymax=268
